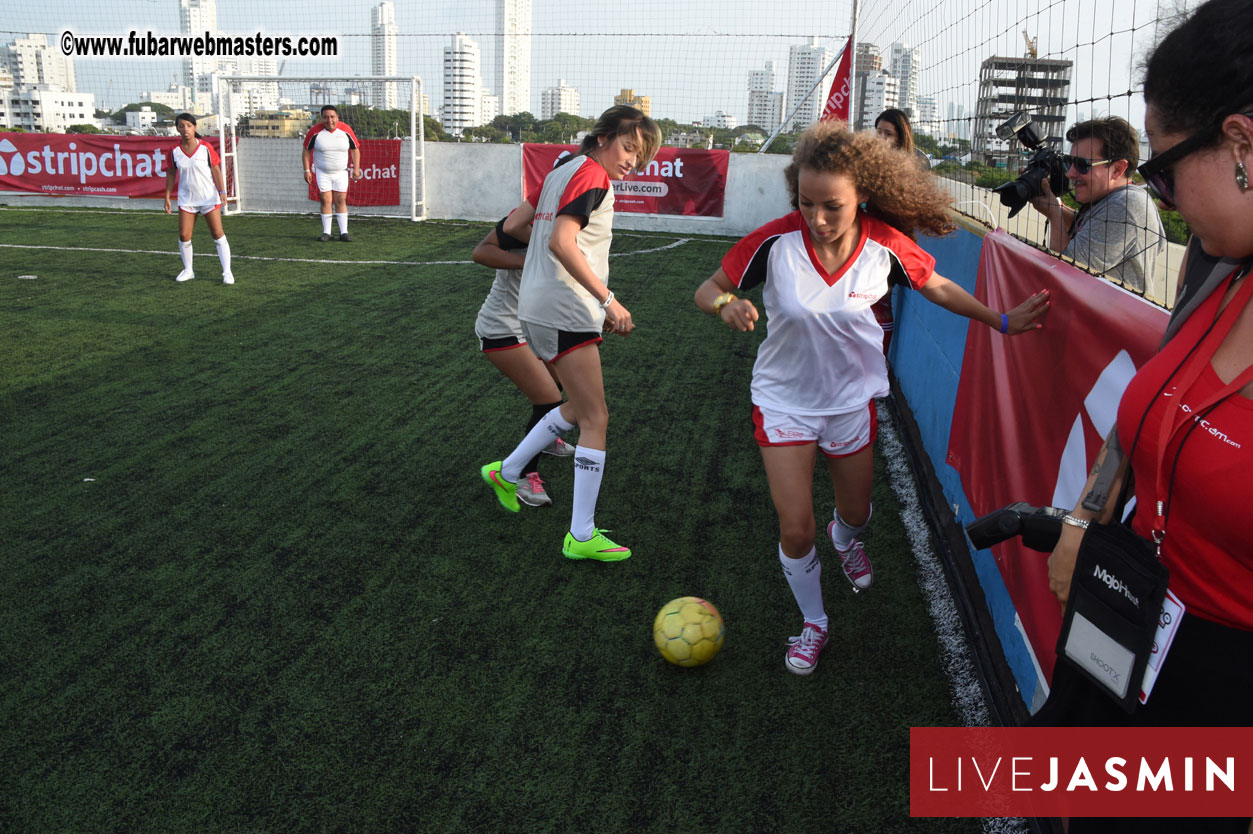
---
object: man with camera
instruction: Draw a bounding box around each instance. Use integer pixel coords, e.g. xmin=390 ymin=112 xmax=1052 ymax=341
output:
xmin=1028 ymin=117 xmax=1166 ymax=293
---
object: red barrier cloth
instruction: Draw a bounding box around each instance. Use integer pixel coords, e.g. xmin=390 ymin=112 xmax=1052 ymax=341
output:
xmin=305 ymin=138 xmax=400 ymax=206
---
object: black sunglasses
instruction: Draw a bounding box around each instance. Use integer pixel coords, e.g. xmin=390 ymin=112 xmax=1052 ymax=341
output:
xmin=1062 ymin=155 xmax=1114 ymax=176
xmin=1137 ymin=128 xmax=1215 ymax=209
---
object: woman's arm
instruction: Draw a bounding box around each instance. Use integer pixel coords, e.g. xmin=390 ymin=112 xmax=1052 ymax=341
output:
xmin=694 ymin=268 xmax=759 ymax=332
xmin=550 ymin=213 xmax=632 ymax=333
xmin=164 ymin=166 xmax=176 ymax=214
xmin=211 ymin=163 xmax=227 ymax=199
xmin=918 ymin=272 xmax=1050 ymax=334
xmin=472 ymin=229 xmax=525 ymax=271
xmin=502 ymin=200 xmax=535 ymax=245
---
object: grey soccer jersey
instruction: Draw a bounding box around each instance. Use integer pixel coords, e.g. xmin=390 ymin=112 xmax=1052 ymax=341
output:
xmin=517 ymin=154 xmax=614 ymax=332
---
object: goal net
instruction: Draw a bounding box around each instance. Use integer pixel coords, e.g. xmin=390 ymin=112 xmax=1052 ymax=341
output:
xmin=215 ymin=75 xmax=426 ymax=220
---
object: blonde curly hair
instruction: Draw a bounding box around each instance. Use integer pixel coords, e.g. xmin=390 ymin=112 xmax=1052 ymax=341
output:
xmin=784 ymin=121 xmax=954 ymax=239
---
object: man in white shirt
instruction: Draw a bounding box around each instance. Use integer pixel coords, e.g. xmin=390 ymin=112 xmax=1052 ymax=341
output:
xmin=302 ymin=105 xmax=363 ymax=242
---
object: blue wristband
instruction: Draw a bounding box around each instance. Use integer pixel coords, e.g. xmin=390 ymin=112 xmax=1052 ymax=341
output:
xmin=1000 ymin=313 xmax=1009 ymax=334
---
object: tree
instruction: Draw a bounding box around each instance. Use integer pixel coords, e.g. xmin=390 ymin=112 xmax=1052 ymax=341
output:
xmin=67 ymin=124 xmax=103 ymax=134
xmin=110 ymin=102 xmax=174 ymax=123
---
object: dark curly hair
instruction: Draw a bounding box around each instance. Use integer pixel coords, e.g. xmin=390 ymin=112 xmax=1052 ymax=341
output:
xmin=784 ymin=121 xmax=954 ymax=238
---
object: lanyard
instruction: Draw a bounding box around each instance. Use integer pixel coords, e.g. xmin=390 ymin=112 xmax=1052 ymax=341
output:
xmin=1150 ymin=271 xmax=1253 ymax=550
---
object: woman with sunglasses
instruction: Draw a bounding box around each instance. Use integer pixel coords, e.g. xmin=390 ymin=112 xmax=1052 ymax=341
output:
xmin=1028 ymin=117 xmax=1166 ymax=294
xmin=1041 ymin=3 xmax=1253 ymax=830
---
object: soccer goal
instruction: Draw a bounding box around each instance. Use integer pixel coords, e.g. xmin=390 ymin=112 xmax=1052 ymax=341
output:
xmin=215 ymin=75 xmax=426 ymax=221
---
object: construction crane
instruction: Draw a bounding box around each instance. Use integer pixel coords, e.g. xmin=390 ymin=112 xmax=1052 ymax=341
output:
xmin=1022 ymin=30 xmax=1038 ymax=59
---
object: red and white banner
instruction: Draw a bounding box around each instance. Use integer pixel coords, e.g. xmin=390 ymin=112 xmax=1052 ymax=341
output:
xmin=946 ymin=230 xmax=1168 ymax=682
xmin=305 ymin=138 xmax=400 ymax=206
xmin=522 ymin=144 xmax=728 ymax=218
xmin=911 ymin=727 xmax=1253 ymax=818
xmin=820 ymin=36 xmax=855 ymax=123
xmin=0 ymin=133 xmax=220 ymax=198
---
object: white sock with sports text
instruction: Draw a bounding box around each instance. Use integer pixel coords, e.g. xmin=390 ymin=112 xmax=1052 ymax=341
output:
xmin=831 ymin=504 xmax=872 ymax=551
xmin=214 ymin=236 xmax=231 ymax=274
xmin=335 ymin=212 xmax=348 ymax=235
xmin=178 ymin=240 xmax=193 ymax=274
xmin=321 ymin=213 xmax=332 ymax=235
xmin=569 ymin=445 xmax=606 ymax=541
xmin=501 ymin=406 xmax=575 ymax=482
xmin=780 ymin=545 xmax=827 ymax=631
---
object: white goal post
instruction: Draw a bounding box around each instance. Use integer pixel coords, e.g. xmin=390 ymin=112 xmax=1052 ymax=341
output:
xmin=215 ymin=74 xmax=426 ymax=221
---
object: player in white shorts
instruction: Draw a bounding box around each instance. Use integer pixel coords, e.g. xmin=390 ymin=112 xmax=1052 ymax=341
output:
xmin=479 ymin=105 xmax=661 ymax=563
xmin=163 ymin=113 xmax=233 ymax=284
xmin=471 ymin=200 xmax=576 ymax=509
xmin=302 ymin=105 xmax=362 ymax=242
xmin=694 ymin=121 xmax=1052 ymax=675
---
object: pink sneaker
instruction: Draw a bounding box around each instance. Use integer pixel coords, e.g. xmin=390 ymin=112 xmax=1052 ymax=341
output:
xmin=543 ymin=437 xmax=575 ymax=457
xmin=516 ymin=471 xmax=552 ymax=507
xmin=829 ymin=522 xmax=873 ymax=592
xmin=785 ymin=622 xmax=829 ymax=675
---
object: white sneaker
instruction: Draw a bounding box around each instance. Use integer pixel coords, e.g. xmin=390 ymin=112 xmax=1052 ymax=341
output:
xmin=516 ymin=471 xmax=553 ymax=507
xmin=785 ymin=622 xmax=829 ymax=675
xmin=175 ymin=270 xmax=194 ymax=282
xmin=543 ymin=437 xmax=575 ymax=457
xmin=222 ymin=272 xmax=235 ymax=285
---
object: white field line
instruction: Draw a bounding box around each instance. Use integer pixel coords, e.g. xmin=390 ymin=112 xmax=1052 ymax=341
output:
xmin=0 ymin=237 xmax=691 ymax=266
xmin=874 ymin=401 xmax=1029 ymax=834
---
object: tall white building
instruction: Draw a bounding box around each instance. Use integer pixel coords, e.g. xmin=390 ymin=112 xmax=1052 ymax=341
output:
xmin=889 ymin=42 xmax=921 ymax=120
xmin=915 ymin=95 xmax=940 ymax=137
xmin=747 ymin=61 xmax=783 ymax=133
xmin=496 ymin=0 xmax=531 ymax=116
xmin=179 ymin=0 xmax=218 ymax=111
xmin=786 ymin=38 xmax=832 ymax=132
xmin=2 ymin=34 xmax=76 ymax=91
xmin=857 ymin=70 xmax=899 ymax=131
xmin=220 ymin=58 xmax=280 ymax=119
xmin=371 ymin=2 xmax=398 ymax=110
xmin=4 ymin=87 xmax=95 ymax=132
xmin=442 ymin=33 xmax=484 ymax=135
xmin=540 ymin=79 xmax=579 ymax=120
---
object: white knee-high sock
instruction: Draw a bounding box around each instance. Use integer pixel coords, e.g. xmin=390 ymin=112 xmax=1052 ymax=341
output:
xmin=780 ymin=545 xmax=827 ymax=630
xmin=214 ymin=236 xmax=231 ymax=273
xmin=335 ymin=212 xmax=348 ymax=234
xmin=830 ymin=503 xmax=872 ymax=551
xmin=501 ymin=406 xmax=574 ymax=482
xmin=179 ymin=240 xmax=193 ymax=273
xmin=569 ymin=446 xmax=606 ymax=540
xmin=321 ymin=213 xmax=332 ymax=234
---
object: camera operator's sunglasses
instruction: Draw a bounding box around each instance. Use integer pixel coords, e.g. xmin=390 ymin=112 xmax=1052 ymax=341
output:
xmin=1062 ymin=155 xmax=1114 ymax=175
xmin=1137 ymin=128 xmax=1215 ymax=210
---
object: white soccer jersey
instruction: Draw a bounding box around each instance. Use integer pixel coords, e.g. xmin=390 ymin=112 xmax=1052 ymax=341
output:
xmin=721 ymin=211 xmax=936 ymax=415
xmin=303 ymin=123 xmax=360 ymax=174
xmin=171 ymin=140 xmax=221 ymax=208
xmin=517 ymin=154 xmax=615 ymax=332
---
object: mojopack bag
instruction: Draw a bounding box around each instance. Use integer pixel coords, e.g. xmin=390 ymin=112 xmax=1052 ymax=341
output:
xmin=1055 ymin=520 xmax=1169 ymax=714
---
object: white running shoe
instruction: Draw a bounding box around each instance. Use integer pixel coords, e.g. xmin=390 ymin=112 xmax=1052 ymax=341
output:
xmin=829 ymin=521 xmax=873 ymax=592
xmin=543 ymin=437 xmax=575 ymax=457
xmin=516 ymin=471 xmax=553 ymax=507
xmin=785 ymin=622 xmax=829 ymax=675
xmin=222 ymin=272 xmax=235 ymax=285
xmin=175 ymin=270 xmax=194 ymax=282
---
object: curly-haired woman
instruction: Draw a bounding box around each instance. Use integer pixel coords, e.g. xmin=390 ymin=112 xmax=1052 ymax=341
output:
xmin=694 ymin=121 xmax=1050 ymax=675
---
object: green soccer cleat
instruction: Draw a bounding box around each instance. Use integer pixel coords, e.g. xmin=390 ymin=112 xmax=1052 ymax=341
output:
xmin=481 ymin=461 xmax=519 ymax=512
xmin=562 ymin=529 xmax=632 ymax=562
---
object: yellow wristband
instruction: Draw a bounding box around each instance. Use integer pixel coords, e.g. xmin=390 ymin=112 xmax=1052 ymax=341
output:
xmin=712 ymin=292 xmax=738 ymax=315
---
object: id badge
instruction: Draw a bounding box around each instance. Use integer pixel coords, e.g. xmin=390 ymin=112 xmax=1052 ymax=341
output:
xmin=1139 ymin=588 xmax=1185 ymax=705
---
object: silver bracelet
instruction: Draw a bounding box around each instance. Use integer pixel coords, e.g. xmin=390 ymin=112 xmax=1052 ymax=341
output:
xmin=1061 ymin=514 xmax=1090 ymax=530
xmin=598 ymin=289 xmax=614 ymax=309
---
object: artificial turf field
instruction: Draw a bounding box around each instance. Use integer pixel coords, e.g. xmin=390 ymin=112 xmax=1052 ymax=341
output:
xmin=1 ymin=206 xmax=992 ymax=833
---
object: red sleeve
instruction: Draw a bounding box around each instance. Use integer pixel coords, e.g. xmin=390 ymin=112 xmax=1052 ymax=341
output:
xmin=303 ymin=124 xmax=323 ymax=150
xmin=341 ymin=124 xmax=360 ymax=150
xmin=201 ymin=140 xmax=221 ymax=167
xmin=556 ymin=159 xmax=610 ymax=225
xmin=861 ymin=215 xmax=936 ymax=290
xmin=720 ymin=213 xmax=804 ymax=290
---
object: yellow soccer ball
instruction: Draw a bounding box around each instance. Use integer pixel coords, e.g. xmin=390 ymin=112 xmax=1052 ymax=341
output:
xmin=653 ymin=596 xmax=725 ymax=667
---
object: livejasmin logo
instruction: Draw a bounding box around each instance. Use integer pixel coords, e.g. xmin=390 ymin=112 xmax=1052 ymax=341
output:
xmin=1093 ymin=563 xmax=1140 ymax=607
xmin=928 ymin=754 xmax=1236 ymax=794
xmin=0 ymin=138 xmax=168 ymax=183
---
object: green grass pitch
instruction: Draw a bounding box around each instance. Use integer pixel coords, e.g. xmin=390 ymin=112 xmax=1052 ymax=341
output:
xmin=0 ymin=206 xmax=983 ymax=834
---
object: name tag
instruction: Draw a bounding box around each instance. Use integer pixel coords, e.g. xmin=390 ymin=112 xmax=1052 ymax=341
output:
xmin=1139 ymin=588 xmax=1185 ymax=705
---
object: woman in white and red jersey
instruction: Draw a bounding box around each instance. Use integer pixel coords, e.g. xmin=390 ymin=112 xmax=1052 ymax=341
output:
xmin=695 ymin=121 xmax=1050 ymax=675
xmin=163 ymin=113 xmax=233 ymax=284
xmin=480 ymin=106 xmax=661 ymax=563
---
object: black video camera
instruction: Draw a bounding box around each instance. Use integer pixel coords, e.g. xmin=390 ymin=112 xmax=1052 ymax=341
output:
xmin=966 ymin=502 xmax=1067 ymax=553
xmin=991 ymin=112 xmax=1070 ymax=218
